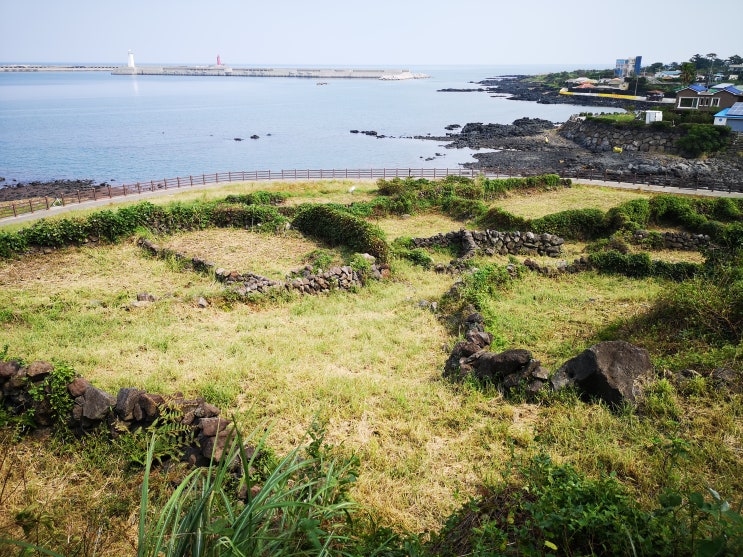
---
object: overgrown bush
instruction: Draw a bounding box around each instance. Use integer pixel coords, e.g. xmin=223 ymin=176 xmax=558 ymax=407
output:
xmin=429 ymin=453 xmax=743 ymax=557
xmin=477 ymin=207 xmax=529 ymax=230
xmin=210 ymin=204 xmax=287 ymax=231
xmin=589 ymin=250 xmax=700 ymax=280
xmin=676 ymin=124 xmax=732 ymax=157
xmin=653 ymin=269 xmax=743 ymax=343
xmin=605 ymin=198 xmax=651 ymax=231
xmin=292 ymin=204 xmax=390 ymax=263
xmin=223 ymin=191 xmax=288 ymax=205
xmin=531 ymin=208 xmax=608 ymax=240
xmin=441 ymin=196 xmax=487 ymax=220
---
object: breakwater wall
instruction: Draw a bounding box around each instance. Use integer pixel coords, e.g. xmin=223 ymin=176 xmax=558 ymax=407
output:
xmin=112 ymin=66 xmax=429 ymax=80
xmin=559 ymin=116 xmax=684 ymax=154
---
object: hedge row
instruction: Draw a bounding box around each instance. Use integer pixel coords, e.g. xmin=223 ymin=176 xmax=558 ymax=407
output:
xmin=0 ymin=197 xmax=287 ymax=259
xmin=588 ymin=250 xmax=701 ymax=280
xmin=479 ymin=195 xmax=743 ymax=242
xmin=291 ymin=204 xmax=390 ymax=263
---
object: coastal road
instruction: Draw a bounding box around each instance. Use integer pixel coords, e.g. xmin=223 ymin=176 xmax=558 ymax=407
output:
xmin=1 ymin=176 xmax=741 ymax=227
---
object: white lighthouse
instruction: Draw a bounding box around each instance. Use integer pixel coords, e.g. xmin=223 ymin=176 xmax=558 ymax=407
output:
xmin=127 ymin=50 xmax=135 ymax=68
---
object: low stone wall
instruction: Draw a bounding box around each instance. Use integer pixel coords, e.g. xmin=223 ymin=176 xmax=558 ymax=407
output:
xmin=0 ymin=359 xmax=236 ymax=464
xmin=411 ymin=229 xmax=564 ymax=258
xmin=138 ymin=238 xmax=390 ymax=296
xmin=633 ymin=229 xmax=711 ymax=251
xmin=217 ymin=262 xmax=389 ymax=296
xmin=559 ymin=117 xmax=684 ymax=154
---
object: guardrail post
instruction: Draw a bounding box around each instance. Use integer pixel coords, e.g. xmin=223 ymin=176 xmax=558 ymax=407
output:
xmin=11 ymin=203 xmax=16 ymax=217
xmin=190 ymin=176 xmax=193 ymax=186
xmin=77 ymin=190 xmax=81 ymax=203
xmin=45 ymin=196 xmax=49 ymax=210
xmin=93 ymin=188 xmax=97 ymax=200
xmin=177 ymin=177 xmax=181 ymax=188
xmin=108 ymin=185 xmax=112 ymax=198
xmin=137 ymin=183 xmax=141 ymax=194
xmin=29 ymin=200 xmax=33 ymax=213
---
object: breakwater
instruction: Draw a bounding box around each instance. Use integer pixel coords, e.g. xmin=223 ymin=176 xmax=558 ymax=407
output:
xmin=111 ymin=65 xmax=429 ymax=80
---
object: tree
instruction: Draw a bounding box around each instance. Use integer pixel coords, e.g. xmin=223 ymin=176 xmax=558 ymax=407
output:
xmin=680 ymin=62 xmax=697 ymax=85
xmin=726 ymin=55 xmax=743 ymax=66
xmin=690 ymin=54 xmax=706 ymax=69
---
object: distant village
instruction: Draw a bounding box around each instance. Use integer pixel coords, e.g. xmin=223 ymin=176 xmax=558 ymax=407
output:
xmin=560 ymin=54 xmax=743 ymax=131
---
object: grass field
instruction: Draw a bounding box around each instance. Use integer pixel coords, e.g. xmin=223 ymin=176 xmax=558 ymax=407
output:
xmin=1 ymin=179 xmax=741 ymax=554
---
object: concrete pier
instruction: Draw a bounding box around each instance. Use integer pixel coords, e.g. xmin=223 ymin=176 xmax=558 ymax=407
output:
xmin=111 ymin=65 xmax=429 ymax=80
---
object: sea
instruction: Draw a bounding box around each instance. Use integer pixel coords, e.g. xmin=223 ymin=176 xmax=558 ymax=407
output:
xmin=0 ymin=64 xmax=610 ymax=185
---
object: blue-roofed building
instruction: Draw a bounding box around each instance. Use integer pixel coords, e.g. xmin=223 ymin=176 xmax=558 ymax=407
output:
xmin=714 ymin=102 xmax=743 ymax=132
xmin=675 ymin=84 xmax=743 ymax=110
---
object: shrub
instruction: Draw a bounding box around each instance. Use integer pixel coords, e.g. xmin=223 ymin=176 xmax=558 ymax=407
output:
xmin=711 ymin=197 xmax=743 ymax=222
xmin=430 ymin=453 xmax=743 ymax=557
xmin=0 ymin=230 xmax=27 ymax=259
xmin=676 ymin=124 xmax=732 ymax=157
xmin=589 ymin=250 xmax=653 ymax=277
xmin=605 ymin=198 xmax=651 ymax=231
xmin=477 ymin=207 xmax=529 ymax=230
xmin=654 ymin=270 xmax=743 ymax=343
xmin=441 ymin=196 xmax=487 ymax=220
xmin=292 ymin=204 xmax=390 ymax=263
xmin=223 ymin=191 xmax=287 ymax=205
xmin=210 ymin=204 xmax=286 ymax=231
xmin=531 ymin=208 xmax=608 ymax=240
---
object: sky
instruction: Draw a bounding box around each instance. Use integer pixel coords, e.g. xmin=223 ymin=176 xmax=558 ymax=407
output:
xmin=1 ymin=0 xmax=741 ymax=67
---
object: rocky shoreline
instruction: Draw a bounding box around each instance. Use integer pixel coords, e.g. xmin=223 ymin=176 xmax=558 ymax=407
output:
xmin=0 ymin=179 xmax=102 ymax=203
xmin=415 ymin=115 xmax=742 ymax=189
xmin=411 ymin=73 xmax=743 ymax=190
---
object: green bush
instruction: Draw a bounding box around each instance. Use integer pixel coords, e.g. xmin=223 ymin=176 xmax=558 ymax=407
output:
xmin=589 ymin=250 xmax=700 ymax=280
xmin=532 ymin=208 xmax=608 ymax=240
xmin=429 ymin=453 xmax=743 ymax=557
xmin=210 ymin=204 xmax=286 ymax=231
xmin=223 ymin=191 xmax=288 ymax=205
xmin=676 ymin=124 xmax=732 ymax=157
xmin=477 ymin=207 xmax=529 ymax=230
xmin=441 ymin=196 xmax=487 ymax=220
xmin=292 ymin=204 xmax=390 ymax=263
xmin=654 ymin=270 xmax=743 ymax=343
xmin=605 ymin=198 xmax=651 ymax=230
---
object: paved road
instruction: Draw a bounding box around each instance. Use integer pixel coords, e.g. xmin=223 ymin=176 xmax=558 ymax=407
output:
xmin=1 ymin=176 xmax=741 ymax=227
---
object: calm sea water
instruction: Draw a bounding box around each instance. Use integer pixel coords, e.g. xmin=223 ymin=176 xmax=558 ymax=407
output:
xmin=0 ymin=64 xmax=607 ymax=184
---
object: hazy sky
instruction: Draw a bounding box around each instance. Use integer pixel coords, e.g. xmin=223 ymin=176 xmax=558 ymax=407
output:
xmin=1 ymin=0 xmax=740 ymax=67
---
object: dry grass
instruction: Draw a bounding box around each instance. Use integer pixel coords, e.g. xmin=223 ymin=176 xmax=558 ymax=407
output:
xmin=160 ymin=229 xmax=335 ymax=278
xmin=376 ymin=211 xmax=474 ymax=242
xmin=495 ymin=184 xmax=651 ymax=219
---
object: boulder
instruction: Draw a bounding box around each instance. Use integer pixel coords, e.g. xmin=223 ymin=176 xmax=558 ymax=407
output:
xmin=550 ymin=341 xmax=652 ymax=405
xmin=26 ymin=361 xmax=53 ymax=381
xmin=471 ymin=349 xmax=533 ymax=382
xmin=0 ymin=360 xmax=21 ymax=378
xmin=82 ymin=385 xmax=116 ymax=421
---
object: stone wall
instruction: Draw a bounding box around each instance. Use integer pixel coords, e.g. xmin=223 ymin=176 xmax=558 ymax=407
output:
xmin=0 ymin=359 xmax=236 ymax=464
xmin=633 ymin=230 xmax=711 ymax=251
xmin=559 ymin=117 xmax=684 ymax=154
xmin=138 ymin=238 xmax=390 ymax=296
xmin=411 ymin=229 xmax=564 ymax=258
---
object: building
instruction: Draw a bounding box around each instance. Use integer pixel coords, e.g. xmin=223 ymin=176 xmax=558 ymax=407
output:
xmin=675 ymin=84 xmax=743 ymax=110
xmin=615 ymin=56 xmax=642 ymax=78
xmin=714 ymin=102 xmax=743 ymax=132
